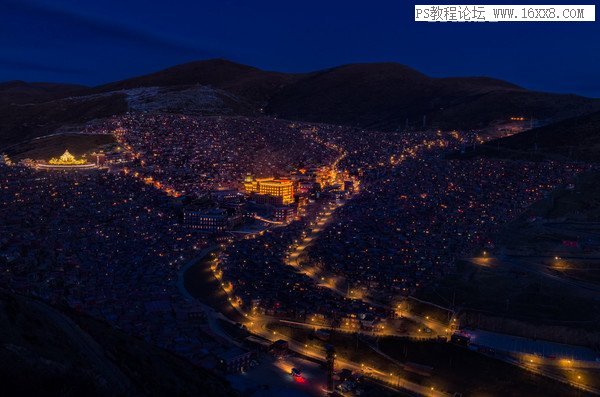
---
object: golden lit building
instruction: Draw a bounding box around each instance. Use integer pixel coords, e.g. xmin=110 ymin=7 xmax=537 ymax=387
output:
xmin=48 ymin=150 xmax=87 ymax=165
xmin=314 ymin=166 xmax=337 ymax=188
xmin=0 ymin=153 xmax=11 ymax=166
xmin=36 ymin=149 xmax=96 ymax=170
xmin=243 ymin=175 xmax=294 ymax=205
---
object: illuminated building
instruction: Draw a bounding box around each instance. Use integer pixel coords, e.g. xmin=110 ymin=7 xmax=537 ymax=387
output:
xmin=315 ymin=166 xmax=337 ymax=188
xmin=296 ymin=196 xmax=309 ymax=217
xmin=0 ymin=154 xmax=11 ymax=166
xmin=49 ymin=150 xmax=87 ymax=165
xmin=296 ymin=180 xmax=318 ymax=195
xmin=212 ymin=189 xmax=243 ymax=202
xmin=183 ymin=207 xmax=240 ymax=233
xmin=243 ymin=175 xmax=294 ymax=205
xmin=273 ymin=205 xmax=296 ymax=223
xmin=91 ymin=152 xmax=107 ymax=166
xmin=36 ymin=149 xmax=97 ymax=170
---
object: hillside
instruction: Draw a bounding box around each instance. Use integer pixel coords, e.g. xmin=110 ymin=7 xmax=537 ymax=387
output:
xmin=98 ymin=60 xmax=600 ymax=131
xmin=0 ymin=290 xmax=236 ymax=397
xmin=4 ymin=133 xmax=116 ymax=162
xmin=0 ymin=81 xmax=86 ymax=105
xmin=97 ymin=58 xmax=303 ymax=105
xmin=486 ymin=110 xmax=600 ymax=161
xmin=0 ymin=93 xmax=127 ymax=149
xmin=266 ymin=63 xmax=600 ymax=130
xmin=2 ymin=59 xmax=600 ymax=148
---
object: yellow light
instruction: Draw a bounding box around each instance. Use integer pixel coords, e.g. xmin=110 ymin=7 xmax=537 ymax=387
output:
xmin=48 ymin=149 xmax=87 ymax=165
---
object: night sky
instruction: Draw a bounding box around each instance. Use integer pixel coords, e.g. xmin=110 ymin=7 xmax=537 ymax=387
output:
xmin=2 ymin=0 xmax=599 ymax=97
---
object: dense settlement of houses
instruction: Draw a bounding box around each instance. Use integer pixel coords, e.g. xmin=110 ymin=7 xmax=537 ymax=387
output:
xmin=0 ymin=112 xmax=592 ymax=381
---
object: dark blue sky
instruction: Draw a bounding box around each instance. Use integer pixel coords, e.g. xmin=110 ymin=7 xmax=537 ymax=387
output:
xmin=2 ymin=0 xmax=599 ymax=96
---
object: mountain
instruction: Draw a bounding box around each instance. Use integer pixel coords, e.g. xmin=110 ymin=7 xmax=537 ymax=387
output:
xmin=485 ymin=109 xmax=600 ymax=161
xmin=265 ymin=63 xmax=600 ymax=130
xmin=0 ymin=81 xmax=86 ymax=105
xmin=98 ymin=59 xmax=600 ymax=131
xmin=97 ymin=58 xmax=304 ymax=104
xmin=2 ymin=59 xmax=600 ymax=149
xmin=0 ymin=290 xmax=236 ymax=397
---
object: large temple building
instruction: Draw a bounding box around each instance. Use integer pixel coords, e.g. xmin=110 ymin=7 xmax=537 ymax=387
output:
xmin=35 ymin=149 xmax=97 ymax=170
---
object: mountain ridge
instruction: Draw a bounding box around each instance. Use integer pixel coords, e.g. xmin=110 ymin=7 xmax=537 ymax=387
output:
xmin=1 ymin=58 xmax=600 ymax=148
xmin=0 ymin=80 xmax=88 ymax=106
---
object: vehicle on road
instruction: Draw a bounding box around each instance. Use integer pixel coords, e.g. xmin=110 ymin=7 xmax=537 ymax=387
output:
xmin=291 ymin=367 xmax=305 ymax=383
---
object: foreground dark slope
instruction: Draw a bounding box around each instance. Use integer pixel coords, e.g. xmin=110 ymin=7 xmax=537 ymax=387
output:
xmin=266 ymin=63 xmax=600 ymax=130
xmin=0 ymin=290 xmax=236 ymax=397
xmin=486 ymin=110 xmax=600 ymax=161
